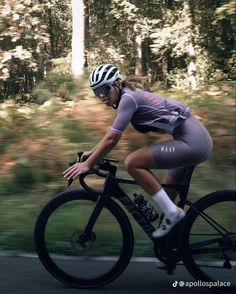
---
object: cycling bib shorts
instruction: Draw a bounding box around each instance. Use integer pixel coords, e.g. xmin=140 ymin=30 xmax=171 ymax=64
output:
xmin=151 ymin=115 xmax=213 ymax=185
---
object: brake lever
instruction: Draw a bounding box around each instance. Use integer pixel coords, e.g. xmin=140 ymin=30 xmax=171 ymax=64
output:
xmin=77 ymin=152 xmax=84 ymax=162
xmin=67 ymin=178 xmax=73 ymax=188
xmin=67 ymin=152 xmax=84 ymax=188
xmin=67 ymin=153 xmax=118 ymax=188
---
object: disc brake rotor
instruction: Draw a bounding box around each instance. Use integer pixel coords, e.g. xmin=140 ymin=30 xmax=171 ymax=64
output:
xmin=71 ymin=231 xmax=96 ymax=253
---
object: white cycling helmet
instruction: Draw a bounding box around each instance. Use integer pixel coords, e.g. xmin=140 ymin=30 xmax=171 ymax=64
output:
xmin=89 ymin=64 xmax=122 ymax=90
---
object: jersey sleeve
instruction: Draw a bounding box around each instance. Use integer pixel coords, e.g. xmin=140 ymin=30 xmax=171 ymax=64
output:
xmin=111 ymin=94 xmax=137 ymax=133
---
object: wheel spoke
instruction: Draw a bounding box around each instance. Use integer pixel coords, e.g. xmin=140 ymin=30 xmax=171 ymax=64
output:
xmin=181 ymin=191 xmax=236 ymax=292
xmin=34 ymin=191 xmax=133 ymax=288
xmin=190 ymin=237 xmax=222 ymax=249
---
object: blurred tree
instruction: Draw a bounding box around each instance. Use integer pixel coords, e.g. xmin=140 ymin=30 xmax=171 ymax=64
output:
xmin=188 ymin=0 xmax=235 ymax=81
xmin=149 ymin=0 xmax=235 ymax=88
xmin=71 ymin=0 xmax=85 ymax=77
xmin=0 ymin=0 xmax=235 ymax=101
xmin=41 ymin=0 xmax=72 ymax=58
xmin=150 ymin=1 xmax=198 ymax=88
xmin=105 ymin=0 xmax=160 ymax=75
xmin=0 ymin=0 xmax=72 ymax=101
xmin=0 ymin=0 xmax=49 ymax=100
xmin=84 ymin=0 xmax=129 ymax=69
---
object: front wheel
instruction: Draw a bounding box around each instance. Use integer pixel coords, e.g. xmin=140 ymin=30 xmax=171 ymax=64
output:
xmin=180 ymin=190 xmax=236 ymax=293
xmin=34 ymin=189 xmax=134 ymax=288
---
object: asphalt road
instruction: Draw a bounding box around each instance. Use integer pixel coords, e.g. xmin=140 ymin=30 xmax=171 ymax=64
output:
xmin=0 ymin=254 xmax=211 ymax=294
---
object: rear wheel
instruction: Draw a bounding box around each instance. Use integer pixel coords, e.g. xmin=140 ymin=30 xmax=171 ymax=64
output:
xmin=181 ymin=190 xmax=236 ymax=293
xmin=34 ymin=189 xmax=134 ymax=288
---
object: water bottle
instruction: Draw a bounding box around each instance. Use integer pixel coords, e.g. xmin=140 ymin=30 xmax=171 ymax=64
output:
xmin=133 ymin=193 xmax=159 ymax=222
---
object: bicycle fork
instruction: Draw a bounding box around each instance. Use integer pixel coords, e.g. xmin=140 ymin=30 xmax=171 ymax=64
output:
xmin=77 ymin=177 xmax=113 ymax=245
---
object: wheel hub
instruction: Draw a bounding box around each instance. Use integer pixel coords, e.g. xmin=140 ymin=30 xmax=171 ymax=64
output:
xmin=71 ymin=231 xmax=96 ymax=252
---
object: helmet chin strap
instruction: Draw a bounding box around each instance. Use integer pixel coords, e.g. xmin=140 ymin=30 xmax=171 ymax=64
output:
xmin=112 ymin=82 xmax=122 ymax=109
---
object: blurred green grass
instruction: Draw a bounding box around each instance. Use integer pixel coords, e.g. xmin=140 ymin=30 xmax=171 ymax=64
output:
xmin=0 ymin=80 xmax=235 ymax=256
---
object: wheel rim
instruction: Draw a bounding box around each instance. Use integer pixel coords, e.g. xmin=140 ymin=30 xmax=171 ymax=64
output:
xmin=36 ymin=197 xmax=131 ymax=286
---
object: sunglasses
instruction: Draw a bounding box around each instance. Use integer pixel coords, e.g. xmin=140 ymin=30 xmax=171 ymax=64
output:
xmin=93 ymin=85 xmax=112 ymax=97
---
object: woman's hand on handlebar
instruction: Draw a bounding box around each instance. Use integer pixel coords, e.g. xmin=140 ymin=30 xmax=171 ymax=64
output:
xmin=63 ymin=161 xmax=90 ymax=180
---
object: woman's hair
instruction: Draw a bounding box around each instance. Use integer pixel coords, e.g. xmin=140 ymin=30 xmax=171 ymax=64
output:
xmin=121 ymin=76 xmax=150 ymax=91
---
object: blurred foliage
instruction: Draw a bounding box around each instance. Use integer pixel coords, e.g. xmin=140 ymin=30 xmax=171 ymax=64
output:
xmin=0 ymin=0 xmax=235 ymax=254
xmin=0 ymin=82 xmax=235 ymax=253
xmin=0 ymin=0 xmax=49 ymax=99
xmin=188 ymin=0 xmax=235 ymax=81
xmin=215 ymin=0 xmax=236 ymax=21
xmin=33 ymin=72 xmax=76 ymax=104
xmin=0 ymin=0 xmax=71 ymax=101
xmin=1 ymin=0 xmax=235 ymax=103
xmin=86 ymin=0 xmax=235 ymax=87
xmin=62 ymin=117 xmax=96 ymax=143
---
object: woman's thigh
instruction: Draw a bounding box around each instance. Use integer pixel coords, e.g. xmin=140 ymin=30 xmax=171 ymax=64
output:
xmin=126 ymin=139 xmax=199 ymax=170
xmin=124 ymin=147 xmax=157 ymax=169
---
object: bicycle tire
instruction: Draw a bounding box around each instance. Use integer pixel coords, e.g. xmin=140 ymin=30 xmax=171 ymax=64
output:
xmin=180 ymin=190 xmax=236 ymax=293
xmin=34 ymin=189 xmax=134 ymax=288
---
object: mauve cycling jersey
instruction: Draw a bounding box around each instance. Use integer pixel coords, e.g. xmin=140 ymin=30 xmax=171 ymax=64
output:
xmin=111 ymin=87 xmax=192 ymax=134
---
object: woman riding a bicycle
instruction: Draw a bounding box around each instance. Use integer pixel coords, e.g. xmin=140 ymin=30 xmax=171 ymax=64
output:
xmin=63 ymin=64 xmax=213 ymax=239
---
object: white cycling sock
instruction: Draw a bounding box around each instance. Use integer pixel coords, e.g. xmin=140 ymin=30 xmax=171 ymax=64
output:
xmin=152 ymin=188 xmax=178 ymax=216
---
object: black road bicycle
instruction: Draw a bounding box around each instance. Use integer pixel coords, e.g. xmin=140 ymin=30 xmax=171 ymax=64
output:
xmin=34 ymin=154 xmax=236 ymax=293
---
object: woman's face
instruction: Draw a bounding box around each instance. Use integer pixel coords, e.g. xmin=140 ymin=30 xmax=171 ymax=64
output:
xmin=99 ymin=85 xmax=120 ymax=107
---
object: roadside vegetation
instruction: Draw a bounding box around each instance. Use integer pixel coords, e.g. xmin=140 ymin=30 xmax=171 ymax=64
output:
xmin=0 ymin=78 xmax=235 ymax=255
xmin=0 ymin=0 xmax=235 ymax=256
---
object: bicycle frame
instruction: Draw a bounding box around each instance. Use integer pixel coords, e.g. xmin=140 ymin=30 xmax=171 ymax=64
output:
xmin=81 ymin=174 xmax=156 ymax=239
xmin=34 ymin=156 xmax=235 ymax=290
xmin=80 ymin=170 xmax=192 ymax=241
xmin=76 ymin=159 xmax=233 ymax=262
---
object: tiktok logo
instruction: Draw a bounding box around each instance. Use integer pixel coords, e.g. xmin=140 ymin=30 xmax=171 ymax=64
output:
xmin=172 ymin=281 xmax=178 ymax=287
